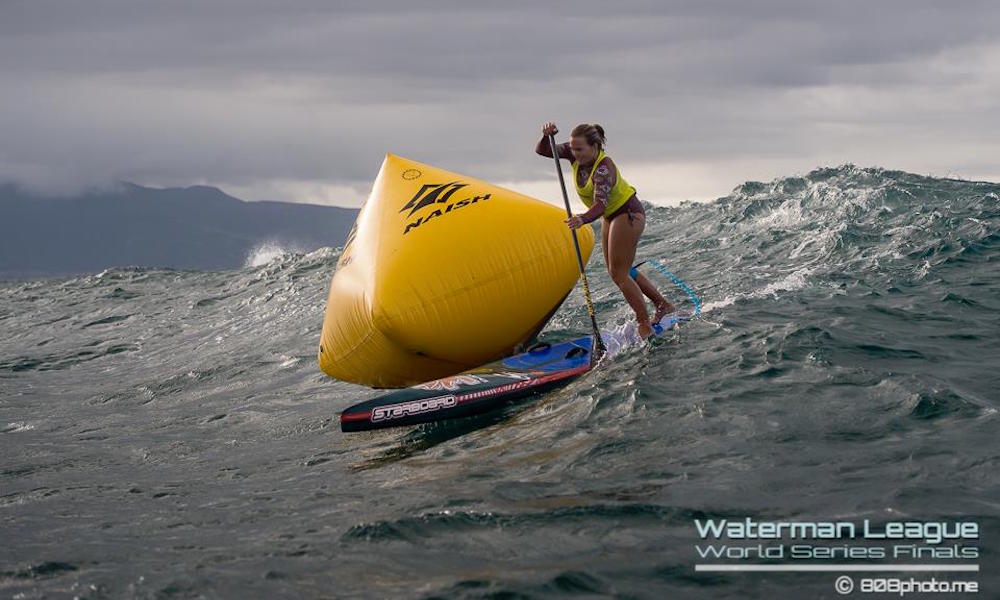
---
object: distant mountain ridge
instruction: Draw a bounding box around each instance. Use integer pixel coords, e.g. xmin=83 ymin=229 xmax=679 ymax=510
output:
xmin=0 ymin=183 xmax=359 ymax=280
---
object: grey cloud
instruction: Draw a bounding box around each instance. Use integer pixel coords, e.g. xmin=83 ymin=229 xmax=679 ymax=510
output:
xmin=1 ymin=1 xmax=998 ymax=201
xmin=6 ymin=2 xmax=996 ymax=83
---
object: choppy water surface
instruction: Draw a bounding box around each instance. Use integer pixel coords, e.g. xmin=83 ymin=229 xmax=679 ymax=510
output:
xmin=2 ymin=166 xmax=998 ymax=598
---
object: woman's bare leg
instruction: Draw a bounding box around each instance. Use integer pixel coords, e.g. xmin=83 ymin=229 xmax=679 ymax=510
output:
xmin=607 ymin=213 xmax=653 ymax=338
xmin=634 ymin=272 xmax=674 ymax=322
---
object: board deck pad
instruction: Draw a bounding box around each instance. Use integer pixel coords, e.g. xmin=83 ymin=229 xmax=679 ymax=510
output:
xmin=339 ymin=313 xmax=689 ymax=432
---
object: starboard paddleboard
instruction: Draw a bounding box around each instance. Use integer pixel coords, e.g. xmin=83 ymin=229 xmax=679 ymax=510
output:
xmin=339 ymin=313 xmax=689 ymax=432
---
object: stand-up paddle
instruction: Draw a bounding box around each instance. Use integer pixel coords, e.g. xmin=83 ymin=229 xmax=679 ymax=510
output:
xmin=547 ymin=133 xmax=606 ymax=361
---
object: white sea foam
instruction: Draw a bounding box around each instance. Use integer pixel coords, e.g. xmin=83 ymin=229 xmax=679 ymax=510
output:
xmin=3 ymin=421 xmax=35 ymax=433
xmin=701 ymin=268 xmax=813 ymax=313
xmin=245 ymin=241 xmax=294 ymax=268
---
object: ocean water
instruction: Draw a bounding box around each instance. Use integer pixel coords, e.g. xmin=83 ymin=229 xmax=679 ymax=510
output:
xmin=2 ymin=165 xmax=998 ymax=598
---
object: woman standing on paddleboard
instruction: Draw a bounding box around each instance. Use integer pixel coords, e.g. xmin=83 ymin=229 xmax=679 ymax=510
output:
xmin=536 ymin=122 xmax=672 ymax=339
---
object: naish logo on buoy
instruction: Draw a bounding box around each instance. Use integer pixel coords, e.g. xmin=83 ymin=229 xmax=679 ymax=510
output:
xmin=400 ymin=181 xmax=491 ymax=234
xmin=371 ymin=395 xmax=457 ymax=422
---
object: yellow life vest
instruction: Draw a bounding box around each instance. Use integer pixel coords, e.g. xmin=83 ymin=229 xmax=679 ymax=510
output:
xmin=572 ymin=150 xmax=636 ymax=217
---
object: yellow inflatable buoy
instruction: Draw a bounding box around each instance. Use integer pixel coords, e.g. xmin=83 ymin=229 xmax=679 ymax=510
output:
xmin=318 ymin=153 xmax=594 ymax=388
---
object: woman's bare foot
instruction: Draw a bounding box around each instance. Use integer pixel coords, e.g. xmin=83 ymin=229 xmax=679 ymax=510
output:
xmin=653 ymin=300 xmax=675 ymax=323
xmin=638 ymin=321 xmax=654 ymax=339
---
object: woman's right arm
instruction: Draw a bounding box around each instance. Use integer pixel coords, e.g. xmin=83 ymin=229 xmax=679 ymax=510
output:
xmin=535 ymin=122 xmax=573 ymax=160
xmin=535 ymin=136 xmax=572 ymax=159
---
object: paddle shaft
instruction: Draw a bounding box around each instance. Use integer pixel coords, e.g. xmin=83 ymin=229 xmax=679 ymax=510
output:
xmin=547 ymin=134 xmax=606 ymax=356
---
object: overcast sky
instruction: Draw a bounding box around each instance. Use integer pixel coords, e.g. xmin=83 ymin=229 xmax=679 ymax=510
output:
xmin=2 ymin=1 xmax=998 ymax=207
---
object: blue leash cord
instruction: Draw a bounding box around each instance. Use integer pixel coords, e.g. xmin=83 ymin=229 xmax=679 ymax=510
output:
xmin=647 ymin=259 xmax=701 ymax=316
